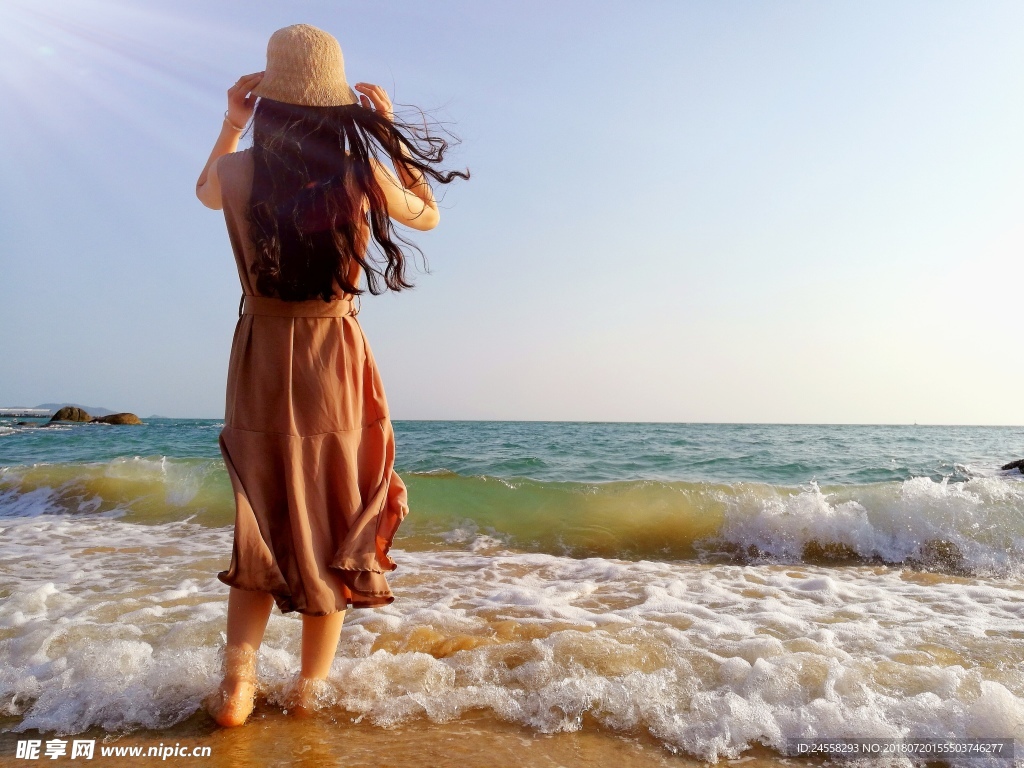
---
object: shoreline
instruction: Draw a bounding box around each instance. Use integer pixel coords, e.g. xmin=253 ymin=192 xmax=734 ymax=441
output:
xmin=0 ymin=709 xmax=820 ymax=768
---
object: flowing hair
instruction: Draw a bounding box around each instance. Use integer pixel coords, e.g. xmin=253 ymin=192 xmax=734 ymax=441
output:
xmin=246 ymin=97 xmax=469 ymax=301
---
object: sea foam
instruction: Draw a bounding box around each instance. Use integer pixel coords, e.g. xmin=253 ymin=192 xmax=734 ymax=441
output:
xmin=0 ymin=512 xmax=1022 ymax=765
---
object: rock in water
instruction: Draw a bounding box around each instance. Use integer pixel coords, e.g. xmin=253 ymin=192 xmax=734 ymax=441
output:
xmin=50 ymin=406 xmax=92 ymax=422
xmin=91 ymin=413 xmax=143 ymax=425
xmin=1001 ymin=459 xmax=1024 ymax=473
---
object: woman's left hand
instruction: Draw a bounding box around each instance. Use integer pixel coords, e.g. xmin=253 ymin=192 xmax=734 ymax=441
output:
xmin=354 ymin=83 xmax=393 ymax=121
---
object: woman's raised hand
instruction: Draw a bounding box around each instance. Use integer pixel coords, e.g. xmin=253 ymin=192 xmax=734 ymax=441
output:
xmin=227 ymin=72 xmax=264 ymax=129
xmin=354 ymin=83 xmax=393 ymax=121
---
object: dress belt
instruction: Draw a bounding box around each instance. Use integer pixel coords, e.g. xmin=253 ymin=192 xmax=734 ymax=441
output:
xmin=239 ymin=294 xmax=359 ymax=318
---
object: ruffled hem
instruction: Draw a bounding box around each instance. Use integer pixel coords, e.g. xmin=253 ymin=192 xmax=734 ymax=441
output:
xmin=216 ymin=566 xmax=395 ymax=614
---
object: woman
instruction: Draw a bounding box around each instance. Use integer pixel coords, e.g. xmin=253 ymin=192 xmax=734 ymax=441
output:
xmin=194 ymin=24 xmax=467 ymax=727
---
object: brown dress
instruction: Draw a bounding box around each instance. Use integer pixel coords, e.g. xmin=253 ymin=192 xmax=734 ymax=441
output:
xmin=214 ymin=147 xmax=409 ymax=616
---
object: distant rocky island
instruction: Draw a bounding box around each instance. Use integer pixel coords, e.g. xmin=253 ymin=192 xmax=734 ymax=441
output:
xmin=1 ymin=403 xmax=143 ymax=426
xmin=49 ymin=406 xmax=142 ymax=425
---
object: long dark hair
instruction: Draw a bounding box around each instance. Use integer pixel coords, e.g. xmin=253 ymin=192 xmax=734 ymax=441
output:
xmin=247 ymin=97 xmax=469 ymax=301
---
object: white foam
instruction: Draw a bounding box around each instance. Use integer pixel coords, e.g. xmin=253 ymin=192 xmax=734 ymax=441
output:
xmin=438 ymin=520 xmax=511 ymax=553
xmin=1 ymin=513 xmax=1022 ymax=764
xmin=0 ymin=486 xmax=62 ymax=519
xmin=715 ymin=477 xmax=1024 ymax=576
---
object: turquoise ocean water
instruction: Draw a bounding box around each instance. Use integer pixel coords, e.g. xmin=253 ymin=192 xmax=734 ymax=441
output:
xmin=1 ymin=418 xmax=1023 ymax=764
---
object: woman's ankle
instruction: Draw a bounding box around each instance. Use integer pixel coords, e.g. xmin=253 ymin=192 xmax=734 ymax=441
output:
xmin=284 ymin=675 xmax=335 ymax=717
xmin=222 ymin=644 xmax=259 ymax=682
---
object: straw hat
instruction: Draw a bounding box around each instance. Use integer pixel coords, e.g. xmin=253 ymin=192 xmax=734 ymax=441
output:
xmin=251 ymin=24 xmax=359 ymax=107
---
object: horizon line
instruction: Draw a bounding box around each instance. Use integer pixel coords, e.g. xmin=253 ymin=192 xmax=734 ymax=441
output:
xmin=128 ymin=417 xmax=1024 ymax=428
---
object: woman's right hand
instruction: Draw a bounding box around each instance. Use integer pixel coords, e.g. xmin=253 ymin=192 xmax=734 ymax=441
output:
xmin=354 ymin=83 xmax=394 ymax=122
xmin=227 ymin=72 xmax=264 ymax=129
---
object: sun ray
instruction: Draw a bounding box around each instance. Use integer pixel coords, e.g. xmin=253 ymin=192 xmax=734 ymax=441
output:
xmin=0 ymin=0 xmax=264 ymax=163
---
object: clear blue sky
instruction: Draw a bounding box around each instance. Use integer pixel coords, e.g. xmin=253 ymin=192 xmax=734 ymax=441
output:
xmin=1 ymin=1 xmax=1021 ymax=423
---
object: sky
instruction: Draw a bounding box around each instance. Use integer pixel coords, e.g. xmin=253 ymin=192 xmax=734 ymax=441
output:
xmin=0 ymin=1 xmax=1022 ymax=423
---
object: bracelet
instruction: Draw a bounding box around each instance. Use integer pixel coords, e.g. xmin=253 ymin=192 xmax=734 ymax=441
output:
xmin=223 ymin=110 xmax=247 ymax=132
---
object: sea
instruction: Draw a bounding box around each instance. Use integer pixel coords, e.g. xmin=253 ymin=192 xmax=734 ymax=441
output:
xmin=1 ymin=419 xmax=1023 ymax=767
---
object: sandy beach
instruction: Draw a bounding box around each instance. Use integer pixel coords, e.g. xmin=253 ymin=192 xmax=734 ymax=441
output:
xmin=1 ymin=711 xmax=823 ymax=768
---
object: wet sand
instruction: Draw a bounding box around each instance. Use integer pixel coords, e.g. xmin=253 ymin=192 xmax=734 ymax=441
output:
xmin=1 ymin=709 xmax=820 ymax=768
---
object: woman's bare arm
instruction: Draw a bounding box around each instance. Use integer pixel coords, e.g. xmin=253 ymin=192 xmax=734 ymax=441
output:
xmin=196 ymin=72 xmax=264 ymax=210
xmin=195 ymin=127 xmax=237 ymax=211
xmin=369 ymin=158 xmax=440 ymax=231
xmin=355 ymin=82 xmax=440 ymax=231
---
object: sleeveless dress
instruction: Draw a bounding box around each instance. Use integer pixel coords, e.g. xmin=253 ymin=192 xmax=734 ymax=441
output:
xmin=214 ymin=147 xmax=409 ymax=616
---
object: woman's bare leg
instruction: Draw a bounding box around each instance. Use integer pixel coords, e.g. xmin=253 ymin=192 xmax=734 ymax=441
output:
xmin=300 ymin=610 xmax=346 ymax=679
xmin=206 ymin=588 xmax=274 ymax=727
xmin=227 ymin=587 xmax=274 ymax=650
xmin=288 ymin=610 xmax=346 ymax=716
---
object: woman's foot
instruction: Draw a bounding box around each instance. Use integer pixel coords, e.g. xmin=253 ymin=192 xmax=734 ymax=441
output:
xmin=203 ymin=678 xmax=258 ymax=727
xmin=203 ymin=645 xmax=259 ymax=727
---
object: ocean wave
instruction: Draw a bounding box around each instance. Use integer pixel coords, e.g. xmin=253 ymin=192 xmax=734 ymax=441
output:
xmin=0 ymin=516 xmax=1022 ymax=763
xmin=0 ymin=457 xmax=230 ymax=524
xmin=705 ymin=476 xmax=1024 ymax=575
xmin=1 ymin=459 xmax=1023 ymax=576
xmin=0 ymin=423 xmax=71 ymax=436
xmin=403 ymin=473 xmax=1024 ymax=577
